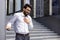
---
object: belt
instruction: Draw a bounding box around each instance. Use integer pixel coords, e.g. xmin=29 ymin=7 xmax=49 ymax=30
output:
xmin=16 ymin=33 xmax=29 ymax=36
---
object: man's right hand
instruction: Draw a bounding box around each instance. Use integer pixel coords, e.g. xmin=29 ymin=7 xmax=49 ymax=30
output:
xmin=24 ymin=17 xmax=30 ymax=24
xmin=6 ymin=25 xmax=11 ymax=31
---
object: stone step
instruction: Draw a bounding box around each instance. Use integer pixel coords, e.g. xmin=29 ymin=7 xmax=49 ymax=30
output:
xmin=12 ymin=25 xmax=48 ymax=28
xmin=6 ymin=28 xmax=50 ymax=31
xmin=30 ymin=30 xmax=53 ymax=33
xmin=6 ymin=32 xmax=59 ymax=36
xmin=32 ymin=29 xmax=50 ymax=31
xmin=31 ymin=35 xmax=59 ymax=37
xmin=31 ymin=38 xmax=60 ymax=40
xmin=6 ymin=36 xmax=60 ymax=40
xmin=30 ymin=33 xmax=57 ymax=36
xmin=6 ymin=19 xmax=60 ymax=40
xmin=6 ymin=32 xmax=57 ymax=35
xmin=30 ymin=36 xmax=60 ymax=39
xmin=6 ymin=33 xmax=58 ymax=38
xmin=6 ymin=38 xmax=60 ymax=40
xmin=6 ymin=31 xmax=57 ymax=35
xmin=6 ymin=28 xmax=51 ymax=32
xmin=6 ymin=34 xmax=60 ymax=38
xmin=6 ymin=30 xmax=54 ymax=33
xmin=6 ymin=32 xmax=59 ymax=39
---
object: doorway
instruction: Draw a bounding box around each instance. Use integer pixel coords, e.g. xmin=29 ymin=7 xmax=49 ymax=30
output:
xmin=36 ymin=0 xmax=44 ymax=17
xmin=44 ymin=0 xmax=49 ymax=16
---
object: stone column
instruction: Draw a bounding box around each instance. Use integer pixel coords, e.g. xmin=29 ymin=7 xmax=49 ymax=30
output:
xmin=34 ymin=0 xmax=36 ymax=18
xmin=49 ymin=0 xmax=52 ymax=15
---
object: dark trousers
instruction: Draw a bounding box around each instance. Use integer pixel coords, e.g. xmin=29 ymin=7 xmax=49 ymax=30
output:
xmin=15 ymin=33 xmax=30 ymax=40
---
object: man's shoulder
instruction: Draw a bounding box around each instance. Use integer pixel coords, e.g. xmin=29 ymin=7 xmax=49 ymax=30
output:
xmin=14 ymin=12 xmax=22 ymax=16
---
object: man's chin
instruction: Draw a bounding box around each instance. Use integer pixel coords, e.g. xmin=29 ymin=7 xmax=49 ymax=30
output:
xmin=24 ymin=14 xmax=28 ymax=16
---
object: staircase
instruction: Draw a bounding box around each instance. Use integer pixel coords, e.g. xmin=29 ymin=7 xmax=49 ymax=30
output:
xmin=6 ymin=19 xmax=60 ymax=40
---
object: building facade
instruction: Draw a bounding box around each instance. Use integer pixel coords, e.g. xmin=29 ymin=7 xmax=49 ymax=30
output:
xmin=6 ymin=0 xmax=60 ymax=18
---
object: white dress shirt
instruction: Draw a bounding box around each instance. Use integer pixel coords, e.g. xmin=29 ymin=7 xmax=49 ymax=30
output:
xmin=7 ymin=12 xmax=33 ymax=34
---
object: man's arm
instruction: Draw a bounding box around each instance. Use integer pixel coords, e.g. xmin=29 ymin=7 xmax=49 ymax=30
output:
xmin=28 ymin=17 xmax=33 ymax=30
xmin=6 ymin=13 xmax=17 ymax=30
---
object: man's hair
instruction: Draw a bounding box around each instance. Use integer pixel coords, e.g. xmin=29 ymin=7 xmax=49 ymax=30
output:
xmin=23 ymin=4 xmax=32 ymax=9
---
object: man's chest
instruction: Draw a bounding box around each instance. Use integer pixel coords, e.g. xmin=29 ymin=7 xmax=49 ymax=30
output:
xmin=17 ymin=16 xmax=29 ymax=23
xmin=17 ymin=16 xmax=24 ymax=22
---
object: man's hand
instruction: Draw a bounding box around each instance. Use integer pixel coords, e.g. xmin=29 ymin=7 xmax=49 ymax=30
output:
xmin=24 ymin=17 xmax=30 ymax=24
xmin=6 ymin=25 xmax=11 ymax=31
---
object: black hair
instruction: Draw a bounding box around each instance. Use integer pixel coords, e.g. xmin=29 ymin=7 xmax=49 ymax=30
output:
xmin=23 ymin=4 xmax=32 ymax=9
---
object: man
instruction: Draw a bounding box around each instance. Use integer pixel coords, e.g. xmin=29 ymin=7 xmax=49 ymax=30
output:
xmin=6 ymin=4 xmax=33 ymax=40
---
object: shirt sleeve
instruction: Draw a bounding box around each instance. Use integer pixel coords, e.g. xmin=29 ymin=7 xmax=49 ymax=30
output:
xmin=6 ymin=13 xmax=17 ymax=27
xmin=28 ymin=16 xmax=33 ymax=30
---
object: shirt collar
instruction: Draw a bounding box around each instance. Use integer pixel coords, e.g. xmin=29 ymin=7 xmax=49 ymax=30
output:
xmin=21 ymin=12 xmax=25 ymax=17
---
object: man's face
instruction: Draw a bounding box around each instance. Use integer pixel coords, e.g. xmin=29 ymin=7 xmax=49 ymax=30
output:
xmin=23 ymin=7 xmax=31 ymax=16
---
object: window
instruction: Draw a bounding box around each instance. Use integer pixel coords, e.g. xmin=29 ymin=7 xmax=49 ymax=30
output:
xmin=6 ymin=0 xmax=24 ymax=15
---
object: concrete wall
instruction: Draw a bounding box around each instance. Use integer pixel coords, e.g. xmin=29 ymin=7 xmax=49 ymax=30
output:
xmin=0 ymin=0 xmax=6 ymax=40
